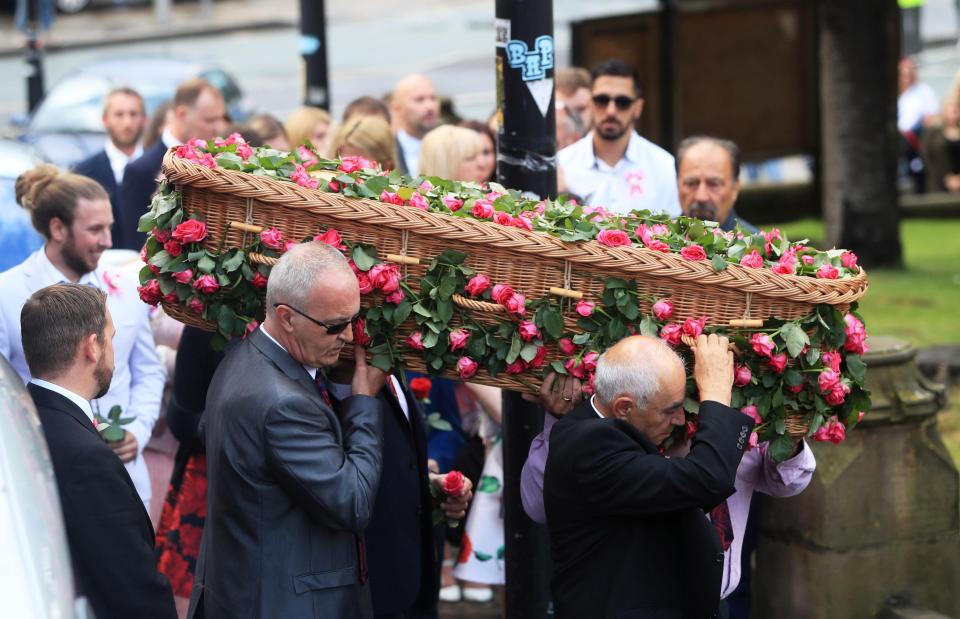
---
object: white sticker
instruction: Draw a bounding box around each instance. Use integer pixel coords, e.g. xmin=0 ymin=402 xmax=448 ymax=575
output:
xmin=526 ymin=77 xmax=554 ymax=118
xmin=495 ymin=18 xmax=511 ymax=48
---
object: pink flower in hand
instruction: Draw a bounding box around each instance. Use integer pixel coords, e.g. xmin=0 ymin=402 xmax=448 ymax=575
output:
xmin=564 ymin=357 xmax=586 ymax=379
xmin=746 ymin=432 xmax=759 ymax=451
xmin=582 ymin=351 xmax=599 ymax=372
xmin=682 ymin=316 xmax=707 ymax=338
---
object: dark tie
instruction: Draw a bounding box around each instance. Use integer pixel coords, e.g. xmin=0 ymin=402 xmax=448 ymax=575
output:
xmin=314 ymin=372 xmax=333 ymax=408
xmin=709 ymin=500 xmax=734 ymax=552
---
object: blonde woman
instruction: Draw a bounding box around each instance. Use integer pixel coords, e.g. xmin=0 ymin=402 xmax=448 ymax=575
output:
xmin=419 ymin=125 xmax=486 ymax=182
xmin=284 ymin=106 xmax=331 ymax=151
xmin=327 ymin=115 xmax=398 ymax=170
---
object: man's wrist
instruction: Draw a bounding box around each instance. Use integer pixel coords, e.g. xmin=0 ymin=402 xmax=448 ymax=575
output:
xmin=699 ymin=392 xmax=732 ymax=407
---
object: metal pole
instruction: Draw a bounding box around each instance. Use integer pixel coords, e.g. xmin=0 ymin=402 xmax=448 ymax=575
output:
xmin=494 ymin=1 xmax=557 ymax=616
xmin=24 ymin=0 xmax=45 ymax=114
xmin=300 ymin=0 xmax=331 ymax=110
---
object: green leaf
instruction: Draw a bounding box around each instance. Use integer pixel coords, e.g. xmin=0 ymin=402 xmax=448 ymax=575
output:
xmin=197 ymin=254 xmax=216 ymax=274
xmin=413 ymin=303 xmax=433 ymax=318
xmin=422 ymin=330 xmax=439 ymax=349
xmin=604 ymin=277 xmax=629 ymax=290
xmin=217 ymin=305 xmax=236 ymax=335
xmin=473 ymin=551 xmax=493 ymax=562
xmin=371 ymin=354 xmax=392 ymax=371
xmin=362 ymin=175 xmax=390 ymax=196
xmin=783 ymin=368 xmax=803 ymax=387
xmin=550 ymin=360 xmax=568 ymax=375
xmin=845 ymin=355 xmax=867 ymax=384
xmin=768 ymin=434 xmax=794 ymax=462
xmin=711 ymin=254 xmax=728 ymax=271
xmin=392 ymin=300 xmax=413 ymax=326
xmin=780 ymin=322 xmax=810 ymax=358
xmin=805 ymin=346 xmax=820 ymax=366
xmin=639 ymin=316 xmax=658 ymax=337
xmin=478 ymin=475 xmax=502 ymax=493
xmin=222 ymin=250 xmax=245 ymax=273
xmin=436 ymin=249 xmax=468 ymax=266
xmin=438 ymin=273 xmax=457 ymax=299
xmin=572 ymin=332 xmax=592 ymax=345
xmin=520 ymin=342 xmax=539 ymax=362
xmin=541 ymin=307 xmax=564 ymax=339
xmin=683 ymin=397 xmax=699 ymax=414
xmin=351 ymin=245 xmax=377 ymax=271
xmin=506 ymin=336 xmax=522 ymax=364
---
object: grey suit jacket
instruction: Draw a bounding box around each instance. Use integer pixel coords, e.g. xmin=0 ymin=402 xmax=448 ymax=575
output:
xmin=188 ymin=328 xmax=383 ymax=619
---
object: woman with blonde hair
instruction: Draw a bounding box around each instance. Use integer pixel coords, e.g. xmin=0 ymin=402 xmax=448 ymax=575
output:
xmin=419 ymin=125 xmax=486 ymax=182
xmin=284 ymin=106 xmax=332 ymax=151
xmin=328 ymin=115 xmax=397 ymax=170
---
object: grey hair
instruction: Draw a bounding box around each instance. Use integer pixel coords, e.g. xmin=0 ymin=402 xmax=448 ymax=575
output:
xmin=675 ymin=135 xmax=741 ymax=180
xmin=594 ymin=338 xmax=685 ymax=410
xmin=265 ymin=241 xmax=351 ymax=315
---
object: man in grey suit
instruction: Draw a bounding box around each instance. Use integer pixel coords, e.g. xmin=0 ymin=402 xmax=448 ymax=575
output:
xmin=188 ymin=241 xmax=386 ymax=619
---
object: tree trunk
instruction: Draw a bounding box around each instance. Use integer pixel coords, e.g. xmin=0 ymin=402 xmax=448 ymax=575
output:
xmin=820 ymin=0 xmax=903 ymax=268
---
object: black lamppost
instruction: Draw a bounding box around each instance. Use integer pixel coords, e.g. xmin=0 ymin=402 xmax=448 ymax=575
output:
xmin=300 ymin=0 xmax=331 ymax=109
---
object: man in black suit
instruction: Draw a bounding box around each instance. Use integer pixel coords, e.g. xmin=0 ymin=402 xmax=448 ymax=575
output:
xmin=20 ymin=283 xmax=176 ymax=619
xmin=73 ymin=87 xmax=146 ymax=246
xmin=544 ymin=334 xmax=754 ymax=619
xmin=117 ymin=78 xmax=225 ymax=251
xmin=326 ymin=368 xmax=472 ymax=619
xmin=189 ymin=242 xmax=386 ymax=619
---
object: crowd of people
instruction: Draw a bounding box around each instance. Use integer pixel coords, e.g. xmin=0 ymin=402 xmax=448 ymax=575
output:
xmin=1 ymin=56 xmax=821 ymax=619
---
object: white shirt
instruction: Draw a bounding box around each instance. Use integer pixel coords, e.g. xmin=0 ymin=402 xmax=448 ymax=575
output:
xmin=329 ymin=375 xmax=409 ymax=421
xmin=103 ymin=139 xmax=143 ymax=185
xmin=898 ymin=82 xmax=940 ymax=133
xmin=558 ymin=130 xmax=680 ymax=217
xmin=30 ymin=379 xmax=95 ymax=425
xmin=0 ymin=248 xmax=165 ymax=507
xmin=397 ymin=130 xmax=423 ymax=177
xmin=160 ymin=127 xmax=183 ymax=149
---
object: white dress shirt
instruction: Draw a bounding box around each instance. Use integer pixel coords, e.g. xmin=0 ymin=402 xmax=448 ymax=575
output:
xmin=0 ymin=248 xmax=165 ymax=507
xmin=329 ymin=375 xmax=409 ymax=421
xmin=558 ymin=130 xmax=681 ymax=217
xmin=160 ymin=127 xmax=183 ymax=149
xmin=898 ymin=82 xmax=940 ymax=133
xmin=397 ymin=130 xmax=423 ymax=177
xmin=103 ymin=139 xmax=143 ymax=185
xmin=30 ymin=378 xmax=95 ymax=425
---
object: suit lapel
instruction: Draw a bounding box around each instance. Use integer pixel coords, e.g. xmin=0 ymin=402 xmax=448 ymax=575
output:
xmin=248 ymin=328 xmax=316 ymax=393
xmin=27 ymin=383 xmax=100 ymax=440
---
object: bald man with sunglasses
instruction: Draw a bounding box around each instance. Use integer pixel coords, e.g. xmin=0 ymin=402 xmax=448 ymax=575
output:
xmin=190 ymin=241 xmax=387 ymax=619
xmin=558 ymin=58 xmax=680 ymax=217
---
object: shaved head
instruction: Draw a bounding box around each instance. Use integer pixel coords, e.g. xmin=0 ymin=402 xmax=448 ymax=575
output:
xmin=390 ymin=74 xmax=440 ymax=138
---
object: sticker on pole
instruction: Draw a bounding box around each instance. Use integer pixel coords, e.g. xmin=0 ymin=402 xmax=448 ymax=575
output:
xmin=506 ymin=35 xmax=554 ymax=82
xmin=495 ymin=18 xmax=510 ymax=48
xmin=526 ymin=78 xmax=553 ymax=118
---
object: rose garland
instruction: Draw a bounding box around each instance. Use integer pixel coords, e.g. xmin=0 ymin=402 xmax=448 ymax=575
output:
xmin=137 ymin=137 xmax=871 ymax=460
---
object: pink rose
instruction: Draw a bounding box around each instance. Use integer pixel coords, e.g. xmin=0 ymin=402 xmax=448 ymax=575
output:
xmin=821 ymin=350 xmax=842 ymax=373
xmin=813 ymin=417 xmax=846 ymax=444
xmin=162 ymin=291 xmax=178 ymax=304
xmin=260 ymin=228 xmax=285 ymax=250
xmin=449 ymin=329 xmax=470 ymax=351
xmin=824 ymin=382 xmax=850 ymax=406
xmin=518 ymin=320 xmax=540 ymax=342
xmin=816 ymin=264 xmax=839 ymax=279
xmin=747 ymin=432 xmax=759 ymax=451
xmin=659 ymin=322 xmax=683 ymax=346
xmin=471 ymin=199 xmax=494 ymax=219
xmin=787 ymin=384 xmax=804 ymax=394
xmin=174 ymin=144 xmax=199 ymax=160
xmin=326 ymin=180 xmax=341 ymax=192
xmin=739 ymin=249 xmax=764 ymax=269
xmin=380 ymin=191 xmax=405 ymax=206
xmin=236 ymin=142 xmax=253 ymax=160
xmin=766 ymin=353 xmax=787 ymax=374
xmin=582 ymin=351 xmax=599 ymax=372
xmin=153 ymin=227 xmax=171 ymax=244
xmin=513 ymin=215 xmax=533 ymax=231
xmin=682 ymin=316 xmax=707 ymax=338
xmin=456 ymin=356 xmax=479 ymax=379
xmin=650 ymin=223 xmax=670 ymax=236
xmin=173 ymin=269 xmax=194 ymax=285
xmin=314 ymin=229 xmax=347 ymax=250
xmin=297 ymin=145 xmax=318 ymax=167
xmin=841 ymin=251 xmax=858 ymax=269
xmin=197 ymin=153 xmax=217 ymax=169
xmin=843 ymin=314 xmax=868 ymax=355
xmin=564 ymin=357 xmax=586 ymax=379
xmin=250 ymin=272 xmax=268 ymax=288
xmin=485 ymin=191 xmax=503 ymax=201
xmin=188 ymin=138 xmax=208 ymax=149
xmin=528 ymin=346 xmax=548 ymax=369
xmin=652 ymin=299 xmax=674 ymax=321
xmin=368 ymin=263 xmax=401 ymax=293
xmin=385 ymin=289 xmax=405 ymax=304
xmin=503 ymin=293 xmax=526 ymax=316
xmin=801 ymin=255 xmax=816 ymax=266
xmin=193 ymin=274 xmax=220 ymax=295
xmin=352 ymin=318 xmax=372 ymax=346
xmin=137 ymin=280 xmax=162 ymax=306
xmin=419 ymin=180 xmax=434 ymax=191
xmin=686 ymin=419 xmax=698 ymax=440
xmin=490 ymin=284 xmax=514 ymax=304
xmin=407 ymin=332 xmax=425 ymax=351
xmin=290 ymin=164 xmax=318 ymax=189
xmin=749 ymin=333 xmax=776 ymax=357
xmin=465 ymin=274 xmax=491 ymax=297
xmin=582 ymin=372 xmax=596 ymax=395
xmin=506 ymin=360 xmax=526 ymax=374
xmin=597 ymin=229 xmax=631 ymax=247
xmin=493 ymin=211 xmax=514 ymax=226
xmin=163 ymin=240 xmax=183 ymax=257
xmin=741 ymin=404 xmax=762 ymax=425
xmin=558 ymin=338 xmax=577 ymax=355
xmin=244 ymin=319 xmax=259 ymax=337
xmin=187 ymin=297 xmax=205 ymax=315
xmin=408 ymin=192 xmax=429 ymax=211
xmin=442 ymin=195 xmax=464 ymax=211
xmin=356 ymin=272 xmax=373 ymax=294
xmin=575 ymin=300 xmax=596 ymax=317
xmin=172 ymin=219 xmax=208 ymax=244
xmin=857 ymin=411 xmax=866 ymax=423
xmin=339 ymin=155 xmax=374 ymax=173
xmin=734 ymin=364 xmax=752 ymax=387
xmin=818 ymin=368 xmax=840 ymax=394
xmin=771 ymin=252 xmax=797 ymax=276
xmin=680 ymin=244 xmax=707 ymax=261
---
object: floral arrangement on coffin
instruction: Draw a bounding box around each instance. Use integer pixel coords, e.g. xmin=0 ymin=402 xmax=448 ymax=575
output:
xmin=137 ymin=136 xmax=871 ymax=459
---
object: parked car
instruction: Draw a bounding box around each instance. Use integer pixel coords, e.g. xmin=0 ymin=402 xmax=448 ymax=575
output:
xmin=21 ymin=56 xmax=248 ymax=168
xmin=0 ymin=138 xmax=45 ymax=272
xmin=0 ymin=354 xmax=92 ymax=617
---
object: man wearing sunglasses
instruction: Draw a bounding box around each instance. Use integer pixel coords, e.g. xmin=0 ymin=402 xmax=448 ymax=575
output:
xmin=190 ymin=241 xmax=387 ymax=619
xmin=558 ymin=58 xmax=680 ymax=217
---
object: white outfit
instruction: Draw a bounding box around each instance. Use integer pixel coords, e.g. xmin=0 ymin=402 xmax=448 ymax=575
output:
xmin=104 ymin=139 xmax=143 ymax=185
xmin=397 ymin=130 xmax=423 ymax=177
xmin=0 ymin=248 xmax=165 ymax=507
xmin=898 ymin=82 xmax=940 ymax=133
xmin=558 ymin=130 xmax=681 ymax=217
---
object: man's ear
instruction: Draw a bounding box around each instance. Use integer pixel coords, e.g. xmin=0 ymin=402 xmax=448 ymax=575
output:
xmin=611 ymin=395 xmax=633 ymax=420
xmin=49 ymin=217 xmax=69 ymax=243
xmin=274 ymin=306 xmax=296 ymax=334
xmin=634 ymin=97 xmax=645 ymax=119
xmin=80 ymin=332 xmax=101 ymax=365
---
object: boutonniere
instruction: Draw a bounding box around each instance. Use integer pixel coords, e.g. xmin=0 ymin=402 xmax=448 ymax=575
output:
xmin=93 ymin=405 xmax=133 ymax=442
xmin=101 ymin=270 xmax=122 ymax=298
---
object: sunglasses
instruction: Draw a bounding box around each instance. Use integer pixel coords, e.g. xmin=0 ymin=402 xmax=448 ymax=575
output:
xmin=273 ymin=303 xmax=359 ymax=335
xmin=592 ymin=94 xmax=636 ymax=111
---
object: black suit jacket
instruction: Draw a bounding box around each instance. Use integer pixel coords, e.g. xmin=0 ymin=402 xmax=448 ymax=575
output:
xmin=28 ymin=383 xmax=176 ymax=619
xmin=188 ymin=328 xmax=383 ymax=619
xmin=544 ymin=400 xmax=753 ymax=619
xmin=73 ymin=150 xmax=124 ymax=240
xmin=364 ymin=376 xmax=437 ymax=616
xmin=117 ymin=140 xmax=167 ymax=251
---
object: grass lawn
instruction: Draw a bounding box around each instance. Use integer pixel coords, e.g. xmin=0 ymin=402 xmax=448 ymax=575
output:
xmin=772 ymin=218 xmax=960 ymax=349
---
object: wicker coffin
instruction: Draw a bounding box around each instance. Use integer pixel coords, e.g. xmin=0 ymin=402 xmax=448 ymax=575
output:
xmin=159 ymin=151 xmax=868 ymax=396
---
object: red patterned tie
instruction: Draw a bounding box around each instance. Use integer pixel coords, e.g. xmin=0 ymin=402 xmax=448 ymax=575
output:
xmin=709 ymin=500 xmax=734 ymax=551
xmin=314 ymin=373 xmax=333 ymax=408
